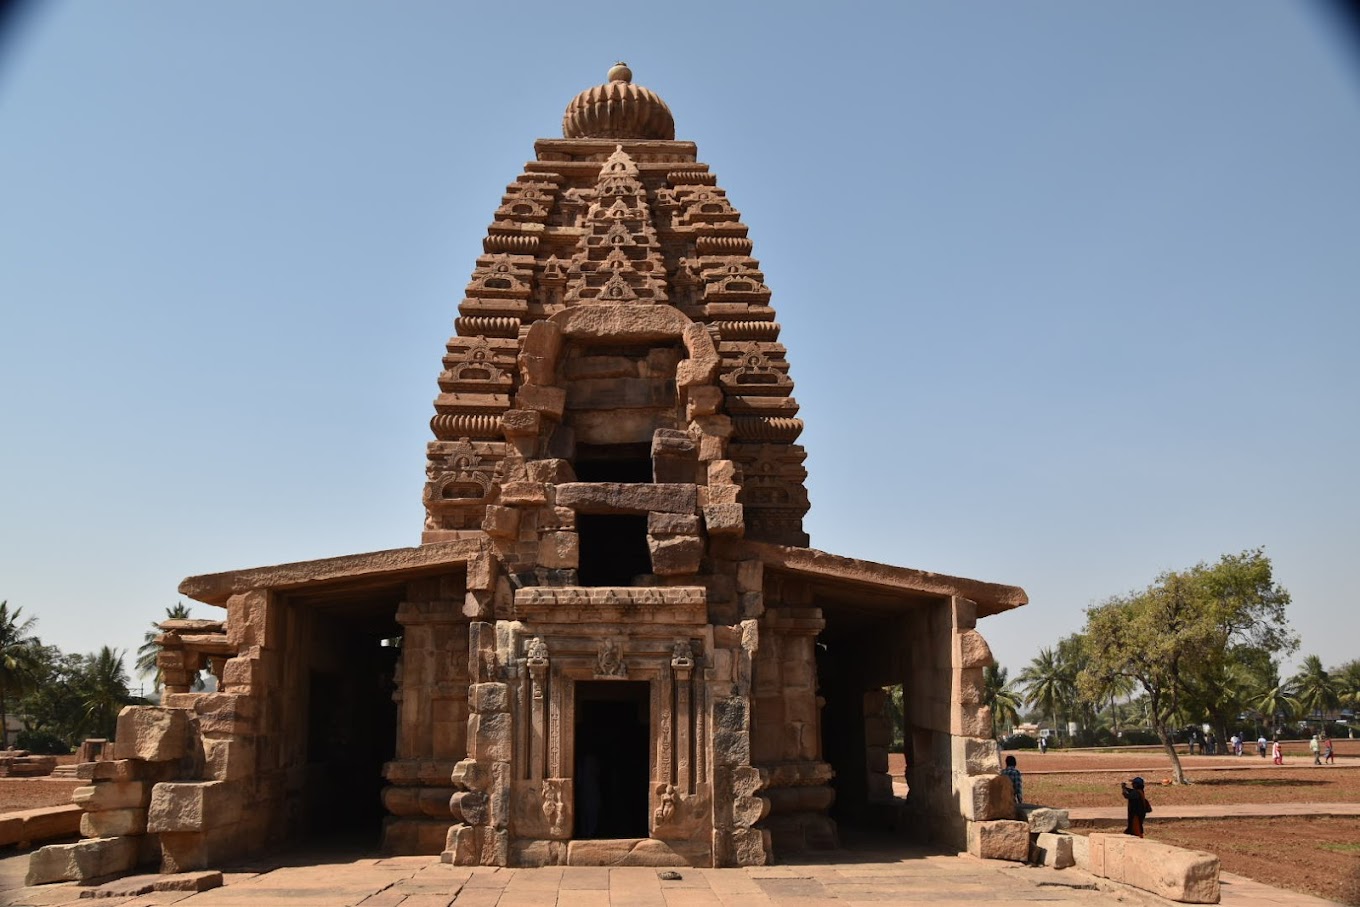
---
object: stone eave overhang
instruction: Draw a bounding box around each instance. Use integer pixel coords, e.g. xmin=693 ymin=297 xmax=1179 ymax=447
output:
xmin=728 ymin=539 xmax=1027 ymax=618
xmin=177 ymin=539 xmax=486 ymax=607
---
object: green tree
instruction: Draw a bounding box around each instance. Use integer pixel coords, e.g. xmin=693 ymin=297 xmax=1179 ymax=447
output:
xmin=983 ymin=665 xmax=1022 ymax=738
xmin=1248 ymin=661 xmax=1298 ymax=736
xmin=0 ymin=602 xmax=44 ymax=748
xmin=1018 ymin=647 xmax=1073 ymax=736
xmin=19 ymin=647 xmax=90 ymax=747
xmin=1290 ymin=654 xmax=1340 ymax=733
xmin=135 ymin=603 xmax=193 ymax=691
xmin=1078 ymin=549 xmax=1294 ymax=784
xmin=1336 ymin=660 xmax=1360 ymax=712
xmin=79 ymin=647 xmax=131 ymax=740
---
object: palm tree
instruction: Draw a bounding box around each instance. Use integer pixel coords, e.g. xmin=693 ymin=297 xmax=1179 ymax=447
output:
xmin=1249 ymin=661 xmax=1298 ymax=735
xmin=983 ymin=665 xmax=1022 ymax=738
xmin=0 ymin=602 xmax=43 ymax=748
xmin=1335 ymin=660 xmax=1360 ymax=712
xmin=1019 ymin=647 xmax=1074 ymax=738
xmin=1291 ymin=654 xmax=1340 ymax=733
xmin=136 ymin=603 xmax=193 ymax=692
xmin=81 ymin=647 xmax=131 ymax=740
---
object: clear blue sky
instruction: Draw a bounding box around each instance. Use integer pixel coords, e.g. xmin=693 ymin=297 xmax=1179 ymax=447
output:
xmin=2 ymin=2 xmax=1357 ymax=692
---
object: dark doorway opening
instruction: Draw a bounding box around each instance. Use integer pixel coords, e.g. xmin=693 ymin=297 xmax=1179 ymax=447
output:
xmin=573 ymin=443 xmax=653 ymax=483
xmin=301 ymin=600 xmax=400 ymax=842
xmin=574 ymin=680 xmax=650 ymax=839
xmin=577 ymin=514 xmax=651 ymax=586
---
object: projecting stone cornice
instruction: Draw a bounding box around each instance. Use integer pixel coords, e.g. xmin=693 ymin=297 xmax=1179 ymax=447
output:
xmin=729 ymin=539 xmax=1028 ymax=618
xmin=177 ymin=538 xmax=487 ymax=606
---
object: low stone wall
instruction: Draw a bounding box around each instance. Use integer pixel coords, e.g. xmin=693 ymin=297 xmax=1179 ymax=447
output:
xmin=0 ymin=804 xmax=82 ymax=848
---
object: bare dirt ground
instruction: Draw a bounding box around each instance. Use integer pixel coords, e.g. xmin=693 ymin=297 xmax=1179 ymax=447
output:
xmin=887 ymin=744 xmax=1360 ymax=904
xmin=0 ymin=778 xmax=80 ymax=813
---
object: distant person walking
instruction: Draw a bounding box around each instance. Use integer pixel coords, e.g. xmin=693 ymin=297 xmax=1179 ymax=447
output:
xmin=1257 ymin=735 xmax=1268 ymax=758
xmin=1310 ymin=734 xmax=1321 ymax=765
xmin=1121 ymin=776 xmax=1152 ymax=837
xmin=1001 ymin=755 xmax=1024 ymax=819
xmin=1272 ymin=738 xmax=1283 ymax=765
xmin=1231 ymin=733 xmax=1241 ymax=756
xmin=1038 ymin=736 xmax=1047 ymax=755
xmin=1323 ymin=735 xmax=1335 ymax=765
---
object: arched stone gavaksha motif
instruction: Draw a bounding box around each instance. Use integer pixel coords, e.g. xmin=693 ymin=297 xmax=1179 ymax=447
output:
xmin=135 ymin=64 xmax=1025 ymax=886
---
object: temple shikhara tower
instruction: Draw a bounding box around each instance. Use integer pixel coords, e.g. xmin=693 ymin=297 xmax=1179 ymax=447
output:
xmin=29 ymin=66 xmax=1028 ymax=882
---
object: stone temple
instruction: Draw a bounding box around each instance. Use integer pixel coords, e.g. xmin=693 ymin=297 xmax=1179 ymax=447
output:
xmin=30 ymin=65 xmax=1028 ymax=881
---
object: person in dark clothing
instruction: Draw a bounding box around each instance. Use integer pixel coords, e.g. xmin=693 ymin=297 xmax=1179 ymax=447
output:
xmin=1121 ymin=776 xmax=1152 ymax=837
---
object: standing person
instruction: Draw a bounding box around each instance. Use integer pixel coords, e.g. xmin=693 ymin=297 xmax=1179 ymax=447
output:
xmin=1258 ymin=735 xmax=1268 ymax=758
xmin=1323 ymin=735 xmax=1335 ymax=765
xmin=1272 ymin=738 xmax=1283 ymax=765
xmin=1038 ymin=735 xmax=1047 ymax=755
xmin=1310 ymin=734 xmax=1321 ymax=765
xmin=1121 ymin=777 xmax=1152 ymax=837
xmin=1001 ymin=755 xmax=1024 ymax=819
xmin=1189 ymin=731 xmax=1198 ymax=755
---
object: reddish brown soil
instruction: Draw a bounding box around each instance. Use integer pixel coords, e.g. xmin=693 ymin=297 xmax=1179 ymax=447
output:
xmin=888 ymin=746 xmax=1360 ymax=902
xmin=0 ymin=778 xmax=80 ymax=813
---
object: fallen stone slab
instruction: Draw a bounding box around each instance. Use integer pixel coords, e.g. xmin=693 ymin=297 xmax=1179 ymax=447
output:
xmin=1023 ymin=806 xmax=1071 ymax=833
xmin=1030 ymin=831 xmax=1075 ymax=869
xmin=25 ymin=836 xmax=139 ymax=885
xmin=0 ymin=803 xmax=83 ymax=847
xmin=1085 ymin=833 xmax=1220 ymax=904
xmin=76 ymin=869 xmax=223 ymax=898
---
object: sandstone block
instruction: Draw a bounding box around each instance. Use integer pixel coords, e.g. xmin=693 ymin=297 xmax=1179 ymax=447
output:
xmin=953 ymin=629 xmax=994 ymax=669
xmin=703 ymin=503 xmax=745 ymax=536
xmin=515 ymin=384 xmax=566 ymax=420
xmin=647 ymin=511 xmax=699 ymax=535
xmin=965 ymin=819 xmax=1029 ymax=862
xmin=147 ymin=781 xmax=243 ymax=834
xmin=442 ymin=823 xmax=478 ymax=865
xmin=480 ymin=505 xmax=519 ymax=541
xmin=469 ymin=712 xmax=513 ymax=763
xmin=1094 ymin=834 xmax=1221 ymax=904
xmin=114 ymin=706 xmax=191 ymax=762
xmin=73 ymin=781 xmax=149 ymax=812
xmin=80 ymin=807 xmax=147 ymax=838
xmin=959 ymin=774 xmax=1016 ymax=822
xmin=1069 ymin=832 xmax=1091 ymax=870
xmin=0 ymin=804 xmax=80 ymax=847
xmin=555 ymin=482 xmax=696 ymax=514
xmin=537 ymin=531 xmax=579 ymax=568
xmin=518 ymin=320 xmax=562 ymax=385
xmin=686 ymin=385 xmax=723 ymax=419
xmin=565 ymin=837 xmax=688 ymax=866
xmin=648 ymin=534 xmax=703 ymax=576
xmin=950 ymin=736 xmax=1001 ymax=776
xmin=698 ymin=483 xmax=739 ymax=505
xmin=221 ymin=655 xmax=262 ymax=691
xmin=499 ymin=481 xmax=548 ymax=505
xmin=950 ymin=704 xmax=993 ymax=738
xmin=225 ymin=590 xmax=275 ymax=650
xmin=203 ymin=737 xmax=255 ymax=782
xmin=470 ymin=682 xmax=510 ymax=714
xmin=501 ymin=408 xmax=541 ymax=438
xmin=527 ymin=458 xmax=576 ymax=483
xmin=1030 ymin=831 xmax=1075 ymax=869
xmin=1024 ymin=806 xmax=1070 ymax=833
xmin=26 ymin=836 xmax=138 ymax=885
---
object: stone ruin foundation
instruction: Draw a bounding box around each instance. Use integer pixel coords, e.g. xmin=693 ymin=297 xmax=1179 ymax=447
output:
xmin=29 ymin=64 xmax=1029 ymax=883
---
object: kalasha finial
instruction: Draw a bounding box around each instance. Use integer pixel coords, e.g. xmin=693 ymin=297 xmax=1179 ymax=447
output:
xmin=607 ymin=61 xmax=633 ymax=83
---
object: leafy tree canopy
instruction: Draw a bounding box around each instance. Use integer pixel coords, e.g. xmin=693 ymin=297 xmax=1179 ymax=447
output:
xmin=1077 ymin=548 xmax=1295 ymax=783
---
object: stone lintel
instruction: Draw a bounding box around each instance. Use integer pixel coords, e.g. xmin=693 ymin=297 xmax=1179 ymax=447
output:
xmin=512 ymin=586 xmax=706 ymax=625
xmin=532 ymin=137 xmax=698 ymax=161
xmin=555 ymin=483 xmax=696 ymax=515
xmin=178 ymin=540 xmax=485 ymax=606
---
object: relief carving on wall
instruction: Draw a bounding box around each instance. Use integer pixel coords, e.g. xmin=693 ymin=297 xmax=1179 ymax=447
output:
xmin=595 ymin=637 xmax=627 ymax=677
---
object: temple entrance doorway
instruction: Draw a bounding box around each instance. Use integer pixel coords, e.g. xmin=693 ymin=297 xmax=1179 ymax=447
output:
xmin=573 ymin=680 xmax=650 ymax=839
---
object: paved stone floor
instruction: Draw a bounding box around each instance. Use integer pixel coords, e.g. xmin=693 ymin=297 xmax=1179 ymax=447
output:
xmin=0 ymin=836 xmax=1349 ymax=907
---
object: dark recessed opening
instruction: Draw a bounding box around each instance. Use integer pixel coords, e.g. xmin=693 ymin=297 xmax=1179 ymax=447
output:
xmin=573 ymin=443 xmax=653 ymax=483
xmin=577 ymin=513 xmax=651 ymax=586
xmin=574 ymin=680 xmax=650 ymax=839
